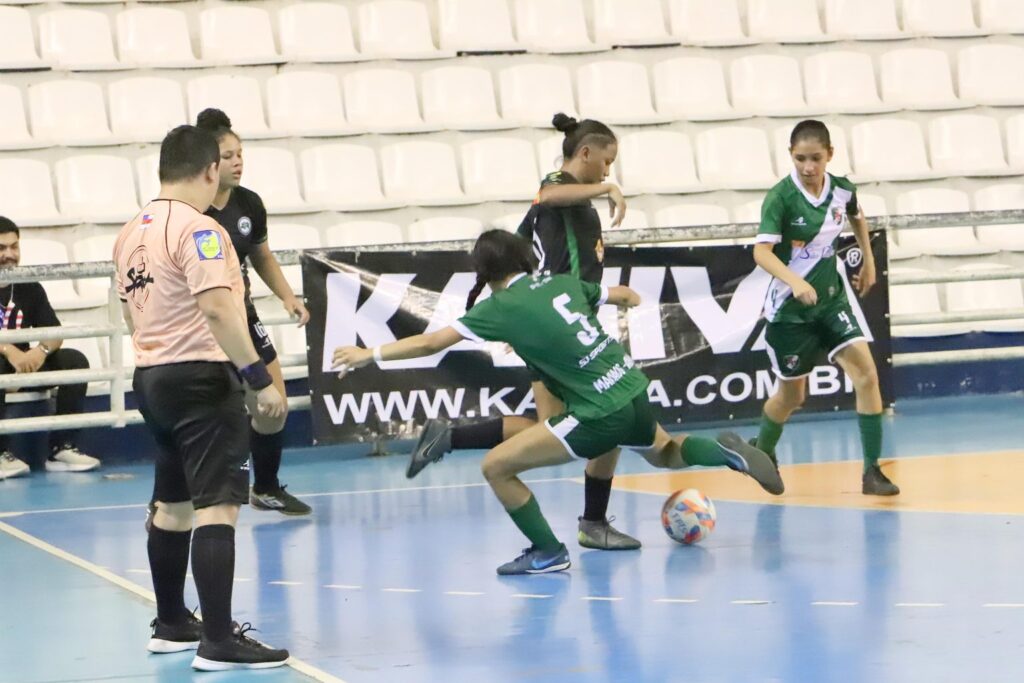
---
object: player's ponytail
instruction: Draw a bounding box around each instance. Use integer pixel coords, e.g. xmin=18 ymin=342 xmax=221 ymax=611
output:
xmin=196 ymin=108 xmax=239 ymax=143
xmin=465 ymin=230 xmax=538 ymax=309
xmin=553 ymin=112 xmax=616 ymax=160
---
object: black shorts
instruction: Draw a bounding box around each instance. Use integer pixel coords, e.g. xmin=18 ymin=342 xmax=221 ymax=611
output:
xmin=247 ymin=308 xmax=278 ymax=365
xmin=134 ymin=362 xmax=249 ymax=509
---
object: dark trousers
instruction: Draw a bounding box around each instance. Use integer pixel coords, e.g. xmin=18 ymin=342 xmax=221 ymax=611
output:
xmin=0 ymin=347 xmax=88 ymax=453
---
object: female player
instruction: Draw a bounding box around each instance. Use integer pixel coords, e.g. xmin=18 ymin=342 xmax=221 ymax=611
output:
xmin=333 ymin=230 xmax=783 ymax=575
xmin=752 ymin=120 xmax=899 ymax=496
xmin=410 ymin=113 xmax=637 ymax=551
xmin=195 ymin=109 xmax=311 ymax=515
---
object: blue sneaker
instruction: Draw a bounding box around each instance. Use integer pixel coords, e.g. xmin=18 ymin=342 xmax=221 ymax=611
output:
xmin=717 ymin=431 xmax=785 ymax=495
xmin=496 ymin=544 xmax=571 ymax=575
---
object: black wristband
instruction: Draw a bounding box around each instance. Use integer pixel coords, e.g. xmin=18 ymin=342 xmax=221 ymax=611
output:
xmin=239 ymin=360 xmax=273 ymax=391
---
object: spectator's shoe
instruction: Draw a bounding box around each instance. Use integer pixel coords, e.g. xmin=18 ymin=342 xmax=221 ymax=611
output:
xmin=0 ymin=452 xmax=29 ymax=480
xmin=577 ymin=516 xmax=641 ymax=550
xmin=148 ymin=610 xmax=202 ymax=654
xmin=250 ymin=485 xmax=311 ymax=516
xmin=862 ymin=465 xmax=900 ymax=496
xmin=496 ymin=544 xmax=571 ymax=576
xmin=45 ymin=446 xmax=100 ymax=472
xmin=717 ymin=432 xmax=785 ymax=495
xmin=191 ymin=623 xmax=290 ymax=671
xmin=407 ymin=419 xmax=452 ymax=479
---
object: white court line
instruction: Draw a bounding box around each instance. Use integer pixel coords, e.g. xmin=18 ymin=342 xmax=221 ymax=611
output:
xmin=126 ymin=568 xmax=150 ymax=575
xmin=895 ymin=602 xmax=945 ymax=608
xmin=653 ymin=598 xmax=698 ymax=604
xmin=582 ymin=596 xmax=622 ymax=602
xmin=511 ymin=594 xmax=552 ymax=599
xmin=731 ymin=600 xmax=772 ymax=605
xmin=324 ymin=584 xmax=362 ymax=591
xmin=269 ymin=581 xmax=303 ymax=586
xmin=0 ymin=520 xmax=347 ymax=683
xmin=382 ymin=588 xmax=421 ymax=594
xmin=444 ymin=591 xmax=484 ymax=597
xmin=233 ymin=578 xmax=252 ymax=583
xmin=812 ymin=601 xmax=859 ymax=607
xmin=984 ymin=603 xmax=1024 ymax=608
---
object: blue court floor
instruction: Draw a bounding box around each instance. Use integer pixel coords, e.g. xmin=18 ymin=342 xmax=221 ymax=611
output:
xmin=2 ymin=394 xmax=1024 ymax=683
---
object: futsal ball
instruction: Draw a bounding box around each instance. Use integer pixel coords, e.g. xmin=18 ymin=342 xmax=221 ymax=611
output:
xmin=661 ymin=488 xmax=716 ymax=545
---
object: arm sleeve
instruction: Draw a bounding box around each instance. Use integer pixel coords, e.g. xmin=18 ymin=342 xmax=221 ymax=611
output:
xmin=756 ymin=191 xmax=785 ymax=245
xmin=452 ymin=299 xmax=502 ymax=343
xmin=580 ymin=280 xmax=609 ymax=310
xmin=31 ymin=283 xmax=60 ymax=328
xmin=250 ymin=192 xmax=269 ymax=246
xmin=175 ymin=218 xmax=236 ymax=296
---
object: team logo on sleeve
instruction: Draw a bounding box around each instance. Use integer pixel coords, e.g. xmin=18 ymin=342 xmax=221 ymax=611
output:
xmin=783 ymin=355 xmax=800 ymax=371
xmin=193 ymin=230 xmax=224 ymax=260
xmin=237 ymin=216 xmax=253 ymax=236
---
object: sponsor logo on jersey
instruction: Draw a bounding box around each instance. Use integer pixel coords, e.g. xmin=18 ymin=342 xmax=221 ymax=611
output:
xmin=237 ymin=216 xmax=253 ymax=236
xmin=784 ymin=355 xmax=800 ymax=371
xmin=193 ymin=230 xmax=224 ymax=261
xmin=791 ymin=216 xmax=807 ymax=226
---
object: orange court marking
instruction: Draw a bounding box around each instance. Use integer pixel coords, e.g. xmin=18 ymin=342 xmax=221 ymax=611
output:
xmin=613 ymin=451 xmax=1024 ymax=515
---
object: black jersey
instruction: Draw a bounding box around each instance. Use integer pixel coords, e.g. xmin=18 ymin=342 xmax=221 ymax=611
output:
xmin=516 ymin=171 xmax=604 ymax=284
xmin=204 ymin=186 xmax=268 ymax=306
xmin=0 ymin=282 xmax=60 ymax=352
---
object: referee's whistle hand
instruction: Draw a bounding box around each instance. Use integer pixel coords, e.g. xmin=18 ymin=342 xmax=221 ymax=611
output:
xmin=256 ymin=385 xmax=286 ymax=418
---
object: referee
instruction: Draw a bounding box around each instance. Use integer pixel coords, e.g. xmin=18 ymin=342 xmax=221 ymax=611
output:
xmin=115 ymin=125 xmax=289 ymax=671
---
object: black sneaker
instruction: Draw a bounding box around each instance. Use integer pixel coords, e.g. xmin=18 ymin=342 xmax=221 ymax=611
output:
xmin=250 ymin=485 xmax=311 ymax=516
xmin=406 ymin=419 xmax=452 ymax=479
xmin=862 ymin=465 xmax=900 ymax=496
xmin=717 ymin=431 xmax=785 ymax=495
xmin=748 ymin=436 xmax=778 ymax=467
xmin=191 ymin=623 xmax=289 ymax=671
xmin=147 ymin=609 xmax=201 ymax=654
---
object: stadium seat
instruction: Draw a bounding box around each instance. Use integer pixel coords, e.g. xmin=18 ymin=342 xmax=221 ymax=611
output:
xmin=498 ymin=63 xmax=577 ymax=127
xmin=514 ymin=0 xmax=608 ymax=53
xmin=407 ymin=217 xmax=484 ymax=243
xmin=772 ymin=124 xmax=853 ymax=178
xmin=695 ymin=127 xmax=776 ymax=190
xmin=979 ymin=0 xmax=1024 ymax=34
xmin=343 ymin=69 xmax=438 ymax=134
xmin=489 ymin=208 xmax=532 ymax=232
xmin=593 ymin=0 xmax=675 ymax=47
xmin=300 ymin=144 xmax=400 ymax=212
xmin=902 ymin=0 xmax=986 ymax=37
xmin=116 ymin=8 xmax=201 ymax=69
xmin=56 ymin=155 xmax=139 ymax=224
xmin=894 ymin=188 xmax=995 ymax=256
xmin=38 ymin=9 xmax=124 ymax=71
xmin=616 ymin=131 xmax=701 ymax=194
xmin=652 ymin=58 xmax=738 ymax=121
xmin=461 ymin=138 xmax=538 ymax=202
xmin=242 ymin=147 xmax=317 ymax=215
xmin=0 ymin=158 xmax=71 ymax=227
xmin=928 ymin=114 xmax=1010 ymax=177
xmin=858 ymin=192 xmax=889 ymax=219
xmin=879 ymin=49 xmax=966 ymax=110
xmin=957 ymin=45 xmax=1024 ymax=107
xmin=0 ymin=7 xmax=45 ymax=70
xmin=576 ymin=61 xmax=671 ymax=125
xmin=599 ymin=208 xmax=650 ymax=233
xmin=946 ymin=264 xmax=1024 ymax=333
xmin=29 ymin=81 xmax=118 ymax=147
xmin=0 ymin=85 xmax=45 ymax=150
xmin=438 ymin=0 xmax=521 ymax=52
xmin=823 ymin=0 xmax=905 ymax=40
xmin=18 ymin=238 xmax=86 ymax=310
xmin=974 ymin=184 xmax=1024 ymax=251
xmin=325 ymin=221 xmax=405 ymax=247
xmin=199 ymin=7 xmax=281 ymax=66
xmin=850 ymin=119 xmax=933 ymax=182
xmin=357 ymin=0 xmax=452 ymax=60
xmin=108 ymin=77 xmax=186 ymax=144
xmin=266 ymin=222 xmax=322 ymax=253
xmin=422 ymin=66 xmax=510 ymax=131
xmin=732 ymin=199 xmax=763 ymax=225
xmin=730 ymin=54 xmax=813 ymax=117
xmin=272 ymin=323 xmax=307 ymax=361
xmin=804 ymin=51 xmax=893 ymax=114
xmin=135 ymin=154 xmax=159 ymax=206
xmin=667 ymin=0 xmax=753 ymax=46
xmin=380 ymin=141 xmax=471 ymax=206
xmin=888 ymin=267 xmax=962 ymax=337
xmin=536 ymin=134 xmax=566 ymax=178
xmin=72 ymin=232 xmax=118 ymax=303
xmin=1007 ymin=114 xmax=1024 ymax=170
xmin=266 ymin=72 xmax=355 ymax=137
xmin=746 ymin=0 xmax=833 ymax=43
xmin=186 ymin=75 xmax=276 ymax=140
xmin=277 ymin=3 xmax=364 ymax=63
xmin=654 ymin=203 xmax=730 ymax=229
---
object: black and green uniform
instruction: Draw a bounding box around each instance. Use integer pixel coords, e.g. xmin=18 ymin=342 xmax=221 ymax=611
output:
xmin=758 ymin=170 xmax=869 ymax=379
xmin=453 ymin=273 xmax=652 ymax=459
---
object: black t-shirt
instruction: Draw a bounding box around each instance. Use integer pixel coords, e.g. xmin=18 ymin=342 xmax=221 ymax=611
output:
xmin=516 ymin=170 xmax=605 ymax=284
xmin=204 ymin=186 xmax=268 ymax=307
xmin=0 ymin=282 xmax=60 ymax=351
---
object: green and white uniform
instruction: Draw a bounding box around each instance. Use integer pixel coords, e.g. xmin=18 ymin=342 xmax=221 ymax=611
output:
xmin=453 ymin=272 xmax=653 ymax=459
xmin=757 ymin=170 xmax=869 ymax=379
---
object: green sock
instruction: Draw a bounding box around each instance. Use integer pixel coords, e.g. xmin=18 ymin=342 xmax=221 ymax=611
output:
xmin=858 ymin=412 xmax=883 ymax=472
xmin=507 ymin=495 xmax=561 ymax=552
xmin=680 ymin=436 xmax=728 ymax=467
xmin=757 ymin=413 xmax=784 ymax=462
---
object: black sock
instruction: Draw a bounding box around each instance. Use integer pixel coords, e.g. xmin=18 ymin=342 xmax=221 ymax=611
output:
xmin=451 ymin=418 xmax=504 ymax=450
xmin=190 ymin=524 xmax=235 ymax=642
xmin=583 ymin=475 xmax=613 ymax=522
xmin=147 ymin=526 xmax=192 ymax=624
xmin=251 ymin=428 xmax=283 ymax=493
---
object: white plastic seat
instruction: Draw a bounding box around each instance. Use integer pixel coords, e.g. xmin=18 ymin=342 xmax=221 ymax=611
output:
xmin=108 ymin=77 xmax=186 ymax=144
xmin=902 ymin=0 xmax=985 ymax=38
xmin=858 ymin=193 xmax=889 ymax=219
xmin=300 ymin=144 xmax=399 ymax=212
xmin=116 ymin=8 xmax=200 ymax=69
xmin=461 ymin=138 xmax=538 ymax=202
xmin=593 ymin=0 xmax=675 ymax=47
xmin=187 ymin=75 xmax=275 ymax=140
xmin=599 ymin=208 xmax=650 ymax=233
xmin=266 ymin=223 xmax=321 ymax=253
xmin=39 ymin=9 xmax=124 ymax=71
xmin=536 ymin=135 xmax=567 ymax=178
xmin=879 ymin=49 xmax=966 ymax=110
xmin=0 ymin=85 xmax=45 ymax=150
xmin=0 ymin=159 xmax=71 ymax=227
xmin=654 ymin=203 xmax=730 ymax=229
xmin=617 ymin=131 xmax=700 ymax=194
xmin=730 ymin=55 xmax=812 ymax=117
xmin=804 ymin=51 xmax=893 ymax=115
xmin=577 ymin=61 xmax=670 ymax=125
xmin=668 ymin=0 xmax=753 ymax=46
xmin=732 ymin=199 xmax=764 ymax=225
xmin=266 ymin=72 xmax=355 ymax=137
xmin=18 ymin=239 xmax=85 ymax=310
xmin=824 ymin=0 xmax=905 ymax=40
xmin=29 ymin=81 xmax=118 ymax=147
xmin=498 ymin=64 xmax=577 ymax=127
xmin=242 ymin=148 xmax=316 ymax=215
xmin=979 ymin=0 xmax=1024 ymax=34
xmin=325 ymin=221 xmax=405 ymax=247
xmin=438 ymin=0 xmax=521 ymax=52
xmin=357 ymin=0 xmax=451 ymax=60
xmin=653 ymin=57 xmax=738 ymax=121
xmin=278 ymin=3 xmax=364 ymax=63
xmin=888 ymin=267 xmax=961 ymax=337
xmin=72 ymin=232 xmax=118 ymax=302
xmin=407 ymin=217 xmax=484 ymax=243
xmin=958 ymin=45 xmax=1024 ymax=107
xmin=269 ymin=324 xmax=307 ymax=363
xmin=695 ymin=127 xmax=776 ymax=190
xmin=514 ymin=0 xmax=607 ymax=54
xmin=250 ymin=264 xmax=305 ymax=299
xmin=850 ymin=119 xmax=933 ymax=182
xmin=894 ymin=188 xmax=995 ymax=256
xmin=489 ymin=207 xmax=532 ymax=232
xmin=1007 ymin=114 xmax=1024 ymax=170
xmin=343 ymin=69 xmax=437 ymax=134
xmin=380 ymin=141 xmax=471 ymax=206
xmin=928 ymin=115 xmax=1010 ymax=177
xmin=135 ymin=154 xmax=159 ymax=206
xmin=973 ymin=184 xmax=1024 ymax=251
xmin=0 ymin=7 xmax=46 ymax=70
xmin=200 ymin=7 xmax=281 ymax=66
xmin=56 ymin=155 xmax=139 ymax=224
xmin=946 ymin=264 xmax=1024 ymax=333
xmin=746 ymin=0 xmax=833 ymax=44
xmin=422 ymin=67 xmax=510 ymax=131
xmin=772 ymin=125 xmax=853 ymax=178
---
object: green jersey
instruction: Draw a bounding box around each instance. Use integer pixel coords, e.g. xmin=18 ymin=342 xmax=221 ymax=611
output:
xmin=757 ymin=170 xmax=860 ymax=323
xmin=453 ymin=273 xmax=648 ymax=420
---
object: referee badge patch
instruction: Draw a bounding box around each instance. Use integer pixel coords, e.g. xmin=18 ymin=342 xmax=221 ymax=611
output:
xmin=193 ymin=230 xmax=224 ymax=261
xmin=237 ymin=216 xmax=253 ymax=236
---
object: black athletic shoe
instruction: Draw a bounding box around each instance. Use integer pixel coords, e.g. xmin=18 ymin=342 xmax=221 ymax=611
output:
xmin=407 ymin=419 xmax=452 ymax=479
xmin=748 ymin=436 xmax=778 ymax=467
xmin=862 ymin=465 xmax=900 ymax=496
xmin=718 ymin=431 xmax=786 ymax=495
xmin=250 ymin=485 xmax=312 ymax=516
xmin=191 ymin=623 xmax=289 ymax=671
xmin=148 ymin=609 xmax=202 ymax=654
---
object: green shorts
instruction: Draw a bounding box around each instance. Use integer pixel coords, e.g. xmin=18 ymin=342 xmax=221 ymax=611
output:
xmin=765 ymin=295 xmax=867 ymax=380
xmin=545 ymin=392 xmax=657 ymax=460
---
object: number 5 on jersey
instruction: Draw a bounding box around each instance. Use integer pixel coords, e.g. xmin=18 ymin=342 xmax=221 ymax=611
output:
xmin=553 ymin=293 xmax=600 ymax=346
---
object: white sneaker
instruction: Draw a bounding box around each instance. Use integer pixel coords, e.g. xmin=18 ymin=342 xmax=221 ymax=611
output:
xmin=0 ymin=452 xmax=30 ymax=479
xmin=46 ymin=446 xmax=100 ymax=473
